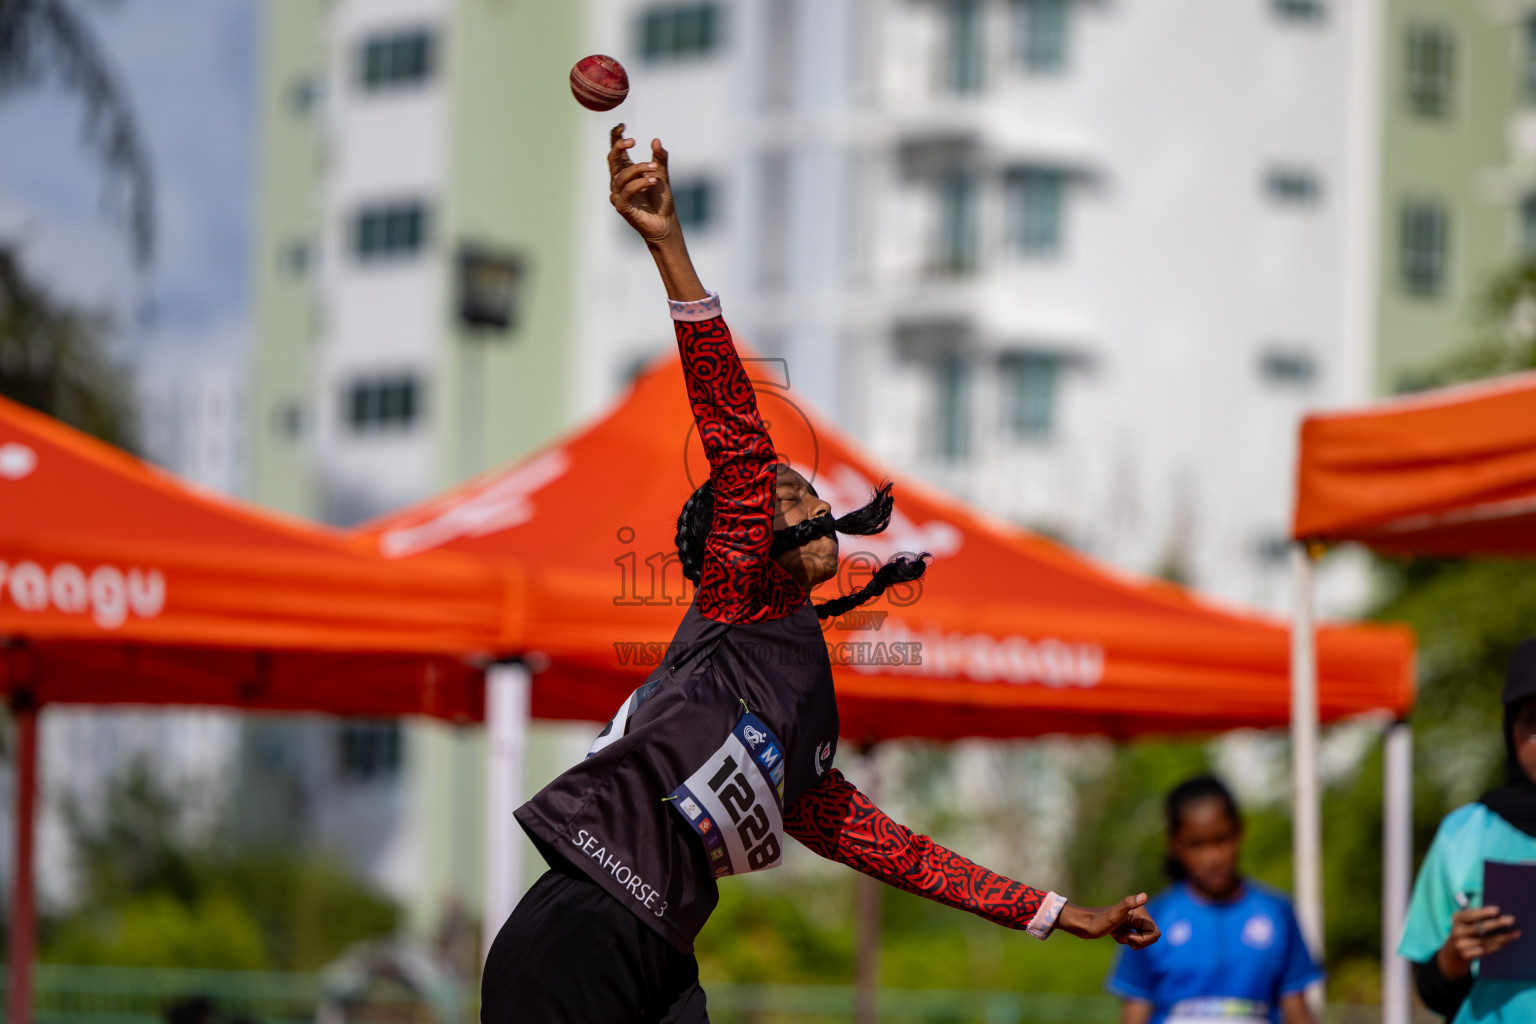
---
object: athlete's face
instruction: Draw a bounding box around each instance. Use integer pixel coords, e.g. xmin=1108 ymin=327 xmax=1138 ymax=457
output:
xmin=1514 ymin=696 xmax=1536 ymax=786
xmin=772 ymin=466 xmax=837 ymax=592
xmin=1170 ymin=798 xmax=1243 ymax=902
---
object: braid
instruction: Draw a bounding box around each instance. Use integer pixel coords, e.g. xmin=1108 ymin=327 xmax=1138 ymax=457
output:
xmin=675 ymin=480 xmax=714 ymax=585
xmin=814 ymin=553 xmax=929 ymax=620
xmin=673 ymin=477 xmax=931 ymax=617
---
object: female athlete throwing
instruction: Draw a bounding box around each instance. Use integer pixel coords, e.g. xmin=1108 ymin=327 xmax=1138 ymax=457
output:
xmin=481 ymin=126 xmax=1160 ymax=1024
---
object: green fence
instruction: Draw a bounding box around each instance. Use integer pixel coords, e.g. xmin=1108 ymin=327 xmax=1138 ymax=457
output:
xmin=14 ymin=966 xmax=322 ymax=1024
xmin=0 ymin=966 xmax=1417 ymax=1024
xmin=706 ymin=986 xmax=1118 ymax=1023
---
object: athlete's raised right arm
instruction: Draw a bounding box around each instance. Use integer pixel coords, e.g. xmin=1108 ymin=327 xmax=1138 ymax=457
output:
xmin=609 ymin=125 xmax=790 ymax=621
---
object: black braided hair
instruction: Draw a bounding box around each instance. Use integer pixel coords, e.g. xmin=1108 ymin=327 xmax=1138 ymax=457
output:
xmin=809 ymin=552 xmax=929 ymax=620
xmin=674 ymin=480 xmax=716 ymax=587
xmin=674 ymin=476 xmax=930 ymax=619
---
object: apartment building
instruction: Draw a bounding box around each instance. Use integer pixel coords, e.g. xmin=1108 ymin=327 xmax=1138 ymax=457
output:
xmin=577 ymin=0 xmax=1373 ymax=614
xmin=1371 ymin=0 xmax=1536 ymax=393
xmin=246 ymin=0 xmax=584 ymax=935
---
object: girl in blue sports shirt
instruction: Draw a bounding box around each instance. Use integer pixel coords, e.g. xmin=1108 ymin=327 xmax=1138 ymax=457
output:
xmin=1107 ymin=777 xmax=1321 ymax=1024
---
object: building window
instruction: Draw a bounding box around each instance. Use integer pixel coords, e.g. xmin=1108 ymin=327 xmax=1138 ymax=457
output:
xmin=1000 ymin=353 xmax=1057 ymax=440
xmin=1522 ymin=194 xmax=1536 ymax=261
xmin=1265 ymin=168 xmax=1321 ymax=206
xmin=338 ymin=721 xmax=402 ymax=780
xmin=944 ymin=0 xmax=985 ymax=95
xmin=672 ymin=179 xmax=717 ymax=233
xmin=1272 ymin=0 xmax=1325 ymax=23
xmin=287 ymin=75 xmax=322 ymax=113
xmin=1524 ymin=17 xmax=1536 ymax=106
xmin=1405 ymin=24 xmax=1453 ymax=118
xmin=352 ymin=201 xmax=429 ymax=262
xmin=935 ymin=354 xmax=971 ymax=461
xmin=1258 ymin=348 xmax=1317 ymax=387
xmin=1006 ymin=168 xmax=1065 ymax=257
xmin=1014 ymin=0 xmax=1069 ymax=73
xmin=1400 ymin=200 xmax=1448 ymax=296
xmin=273 ymin=402 xmax=306 ymax=439
xmin=1253 ymin=535 xmax=1292 ymax=566
xmin=640 ymin=4 xmax=721 ymax=62
xmin=280 ymin=240 xmax=314 ymax=277
xmin=347 ymin=375 xmax=421 ymax=432
xmin=936 ymin=173 xmax=979 ymax=275
xmin=758 ymin=152 xmax=789 ymax=286
xmin=763 ymin=0 xmax=795 ymax=110
xmin=359 ymin=28 xmax=436 ymax=91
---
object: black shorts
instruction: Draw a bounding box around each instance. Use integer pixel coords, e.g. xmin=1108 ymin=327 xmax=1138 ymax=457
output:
xmin=481 ymin=854 xmax=709 ymax=1024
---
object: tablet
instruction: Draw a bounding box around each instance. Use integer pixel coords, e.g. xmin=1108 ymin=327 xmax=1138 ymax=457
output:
xmin=1480 ymin=860 xmax=1536 ymax=982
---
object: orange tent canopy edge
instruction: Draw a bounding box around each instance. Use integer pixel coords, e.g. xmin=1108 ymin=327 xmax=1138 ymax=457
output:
xmin=0 ymin=395 xmax=506 ymax=721
xmin=362 ymin=347 xmax=1415 ymax=742
xmin=1292 ymin=370 xmax=1536 ymax=555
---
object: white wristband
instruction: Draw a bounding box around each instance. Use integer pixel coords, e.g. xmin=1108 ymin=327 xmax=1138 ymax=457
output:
xmin=668 ymin=290 xmax=722 ymax=322
xmin=1026 ymin=892 xmax=1068 ymax=939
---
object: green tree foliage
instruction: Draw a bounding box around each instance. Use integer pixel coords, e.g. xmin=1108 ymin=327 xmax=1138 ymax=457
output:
xmin=1061 ymin=741 xmax=1208 ymax=907
xmin=696 ymin=867 xmax=1118 ymax=995
xmin=0 ymin=245 xmax=135 ymax=446
xmin=39 ymin=760 xmax=401 ymax=970
xmin=1418 ymin=262 xmax=1536 ymax=384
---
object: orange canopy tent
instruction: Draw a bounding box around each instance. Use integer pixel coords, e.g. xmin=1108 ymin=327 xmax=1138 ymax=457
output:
xmin=0 ymin=395 xmax=505 ymax=716
xmin=1286 ymin=374 xmax=1536 ymax=1023
xmin=363 ymin=349 xmax=1414 ymax=739
xmin=1293 ymin=370 xmax=1536 ymax=555
xmin=359 ymin=346 xmax=1415 ymax=956
xmin=0 ymin=395 xmax=506 ymax=1023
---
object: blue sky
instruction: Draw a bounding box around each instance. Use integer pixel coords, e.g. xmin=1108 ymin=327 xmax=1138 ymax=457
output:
xmin=0 ymin=0 xmax=258 ymax=380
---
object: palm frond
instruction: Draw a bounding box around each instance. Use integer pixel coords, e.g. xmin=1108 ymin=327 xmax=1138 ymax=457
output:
xmin=0 ymin=0 xmax=155 ymax=265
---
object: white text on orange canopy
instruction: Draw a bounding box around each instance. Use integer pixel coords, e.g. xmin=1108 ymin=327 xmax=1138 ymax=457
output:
xmin=852 ymin=620 xmax=1104 ymax=688
xmin=379 ymin=448 xmax=571 ymax=558
xmin=0 ymin=561 xmax=166 ymax=630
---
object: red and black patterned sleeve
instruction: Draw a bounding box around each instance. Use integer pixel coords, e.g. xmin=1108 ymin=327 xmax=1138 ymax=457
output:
xmin=782 ymin=769 xmax=1068 ymax=937
xmin=672 ymin=293 xmax=805 ymax=622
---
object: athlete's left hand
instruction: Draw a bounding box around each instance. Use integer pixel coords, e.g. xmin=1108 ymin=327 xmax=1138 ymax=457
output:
xmin=1056 ymin=893 xmax=1160 ymax=949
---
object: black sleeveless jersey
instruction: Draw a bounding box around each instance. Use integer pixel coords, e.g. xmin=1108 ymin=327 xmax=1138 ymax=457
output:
xmin=515 ymin=599 xmax=840 ymax=951
xmin=514 ymin=303 xmax=1062 ymax=953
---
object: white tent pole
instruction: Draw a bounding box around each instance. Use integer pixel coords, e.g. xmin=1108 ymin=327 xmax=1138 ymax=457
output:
xmin=1382 ymin=721 xmax=1413 ymax=1024
xmin=483 ymin=660 xmax=531 ymax=962
xmin=1289 ymin=544 xmax=1324 ymax=1016
xmin=8 ymin=699 xmax=38 ymax=1024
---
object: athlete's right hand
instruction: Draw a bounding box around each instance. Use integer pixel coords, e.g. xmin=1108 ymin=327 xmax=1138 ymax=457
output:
xmin=609 ymin=123 xmax=678 ymax=247
xmin=1056 ymin=893 xmax=1160 ymax=950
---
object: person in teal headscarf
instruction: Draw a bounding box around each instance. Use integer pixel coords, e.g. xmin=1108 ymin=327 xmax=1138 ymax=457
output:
xmin=1399 ymin=638 xmax=1536 ymax=1022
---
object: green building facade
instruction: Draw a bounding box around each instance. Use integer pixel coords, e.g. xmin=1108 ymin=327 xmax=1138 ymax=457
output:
xmin=247 ymin=0 xmax=585 ymax=943
xmin=1373 ymin=0 xmax=1536 ymax=392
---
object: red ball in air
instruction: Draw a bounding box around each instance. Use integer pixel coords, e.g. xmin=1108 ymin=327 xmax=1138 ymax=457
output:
xmin=569 ymin=54 xmax=629 ymax=112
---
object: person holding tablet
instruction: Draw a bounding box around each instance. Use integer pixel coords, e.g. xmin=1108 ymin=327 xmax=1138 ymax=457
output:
xmin=1400 ymin=640 xmax=1536 ymax=1022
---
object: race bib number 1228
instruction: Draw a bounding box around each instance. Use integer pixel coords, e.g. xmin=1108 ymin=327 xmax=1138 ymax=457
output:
xmin=670 ymin=711 xmax=787 ymax=878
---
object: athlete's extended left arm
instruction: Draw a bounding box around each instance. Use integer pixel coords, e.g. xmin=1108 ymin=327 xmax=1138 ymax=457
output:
xmin=783 ymin=770 xmax=1159 ymax=946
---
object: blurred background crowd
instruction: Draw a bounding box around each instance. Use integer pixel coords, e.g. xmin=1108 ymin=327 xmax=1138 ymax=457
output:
xmin=2 ymin=0 xmax=1535 ymax=1020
